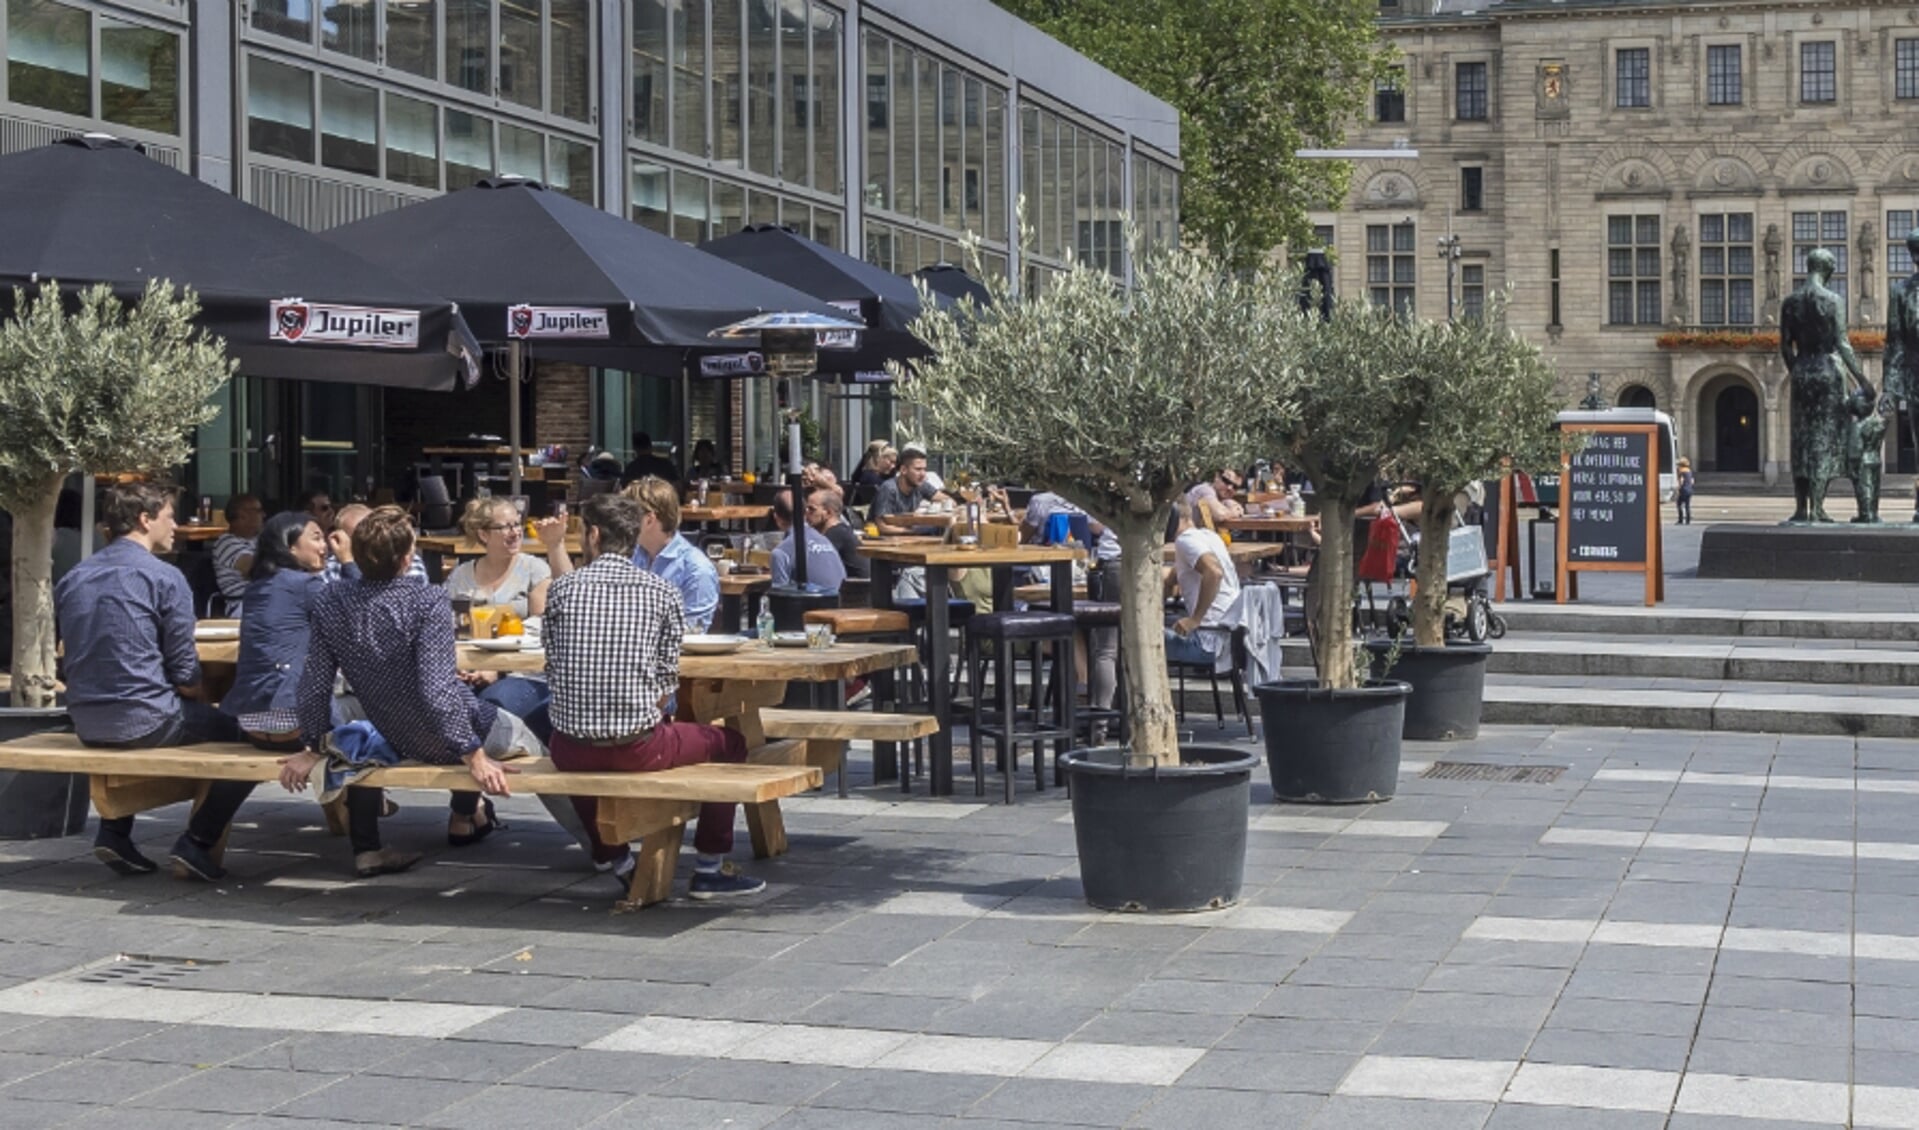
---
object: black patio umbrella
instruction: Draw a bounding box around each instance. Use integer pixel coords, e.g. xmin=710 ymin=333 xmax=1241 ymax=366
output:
xmin=699 ymin=224 xmax=941 ymax=375
xmin=323 ymin=178 xmax=858 ymax=492
xmin=912 ymin=263 xmax=993 ymax=308
xmin=0 ymin=135 xmax=480 ymax=391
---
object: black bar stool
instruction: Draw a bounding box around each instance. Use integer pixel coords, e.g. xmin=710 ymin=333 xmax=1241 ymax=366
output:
xmin=966 ymin=611 xmax=1076 ymax=804
xmin=1068 ymin=600 xmax=1126 ymax=769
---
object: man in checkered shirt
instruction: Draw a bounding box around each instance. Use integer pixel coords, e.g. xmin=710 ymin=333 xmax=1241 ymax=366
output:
xmin=543 ymin=493 xmax=764 ymax=899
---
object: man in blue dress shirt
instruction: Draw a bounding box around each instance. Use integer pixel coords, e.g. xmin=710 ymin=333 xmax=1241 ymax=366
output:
xmin=625 ymin=477 xmax=718 ymax=632
xmin=55 ymin=482 xmax=253 ymax=881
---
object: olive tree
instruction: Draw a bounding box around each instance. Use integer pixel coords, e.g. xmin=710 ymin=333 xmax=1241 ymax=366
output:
xmin=901 ymin=246 xmax=1295 ymax=763
xmin=1395 ymin=300 xmax=1564 ymax=648
xmin=0 ymin=281 xmax=233 ymax=707
xmin=1268 ymin=300 xmax=1432 ymax=689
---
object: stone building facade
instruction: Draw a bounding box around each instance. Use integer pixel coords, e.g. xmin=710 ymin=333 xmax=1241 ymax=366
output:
xmin=1324 ymin=0 xmax=1919 ymax=481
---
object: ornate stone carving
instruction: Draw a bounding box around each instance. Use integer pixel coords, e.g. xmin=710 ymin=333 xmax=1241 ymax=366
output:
xmin=1669 ymin=223 xmax=1692 ymax=325
xmin=1763 ymin=223 xmax=1785 ymax=324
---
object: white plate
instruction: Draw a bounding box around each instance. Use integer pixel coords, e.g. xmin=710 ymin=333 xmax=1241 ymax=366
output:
xmin=769 ymin=631 xmax=810 ymax=648
xmin=470 ymin=636 xmax=526 ymax=651
xmin=682 ymin=633 xmax=750 ymax=655
xmin=194 ymin=626 xmax=239 ymax=641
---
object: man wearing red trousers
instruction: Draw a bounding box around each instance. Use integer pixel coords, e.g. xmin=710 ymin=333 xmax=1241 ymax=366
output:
xmin=543 ymin=493 xmax=764 ymax=899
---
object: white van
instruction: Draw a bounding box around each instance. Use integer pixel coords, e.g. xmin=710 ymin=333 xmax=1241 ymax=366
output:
xmin=1554 ymin=408 xmax=1681 ymax=502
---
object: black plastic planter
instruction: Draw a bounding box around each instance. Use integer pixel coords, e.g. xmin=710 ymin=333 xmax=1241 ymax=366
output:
xmin=1062 ymin=743 xmax=1257 ymax=913
xmin=1253 ymin=679 xmax=1409 ymax=803
xmin=0 ymin=708 xmax=86 ymax=840
xmin=1365 ymin=639 xmax=1492 ymax=741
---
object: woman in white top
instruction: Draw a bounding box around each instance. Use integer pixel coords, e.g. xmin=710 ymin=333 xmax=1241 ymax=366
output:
xmin=443 ymin=498 xmax=559 ymax=618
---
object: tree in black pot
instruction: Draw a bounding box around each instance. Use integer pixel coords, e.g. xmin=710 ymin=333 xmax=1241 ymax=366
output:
xmin=901 ymin=240 xmax=1295 ymax=912
xmin=0 ymin=282 xmax=231 ymax=837
xmin=1256 ymin=300 xmax=1433 ymax=803
xmin=1373 ymin=297 xmax=1564 ymax=741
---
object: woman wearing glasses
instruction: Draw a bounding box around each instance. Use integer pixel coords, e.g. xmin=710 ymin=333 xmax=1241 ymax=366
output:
xmin=444 ymin=498 xmax=562 ymax=744
xmin=444 ymin=498 xmax=557 ymax=618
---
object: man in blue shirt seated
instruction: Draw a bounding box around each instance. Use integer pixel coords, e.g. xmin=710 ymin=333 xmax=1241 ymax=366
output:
xmin=55 ymin=482 xmax=253 ymax=881
xmin=770 ymin=487 xmax=847 ymax=593
xmin=624 ymin=476 xmax=718 ymax=632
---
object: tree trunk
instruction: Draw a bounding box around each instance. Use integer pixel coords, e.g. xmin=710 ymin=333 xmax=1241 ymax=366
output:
xmin=1310 ymin=497 xmax=1357 ymax=689
xmin=9 ymin=478 xmax=62 ymax=708
xmin=1115 ymin=514 xmax=1179 ymax=766
xmin=1413 ymin=498 xmax=1457 ymax=648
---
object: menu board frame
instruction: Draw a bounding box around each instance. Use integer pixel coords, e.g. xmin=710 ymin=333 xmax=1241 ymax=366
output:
xmin=1555 ymin=422 xmax=1665 ymax=606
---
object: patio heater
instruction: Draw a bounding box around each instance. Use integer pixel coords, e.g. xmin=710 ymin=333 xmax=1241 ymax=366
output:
xmin=710 ymin=312 xmax=864 ymax=588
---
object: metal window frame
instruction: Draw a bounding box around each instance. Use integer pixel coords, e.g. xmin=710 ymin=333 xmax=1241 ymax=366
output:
xmin=1 ymin=0 xmax=189 ymax=144
xmin=1799 ymin=40 xmax=1836 ymax=104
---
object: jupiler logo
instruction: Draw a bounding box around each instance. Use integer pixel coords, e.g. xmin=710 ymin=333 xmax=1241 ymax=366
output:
xmin=506 ymin=305 xmax=611 ymax=339
xmin=269 ymin=300 xmax=420 ymax=349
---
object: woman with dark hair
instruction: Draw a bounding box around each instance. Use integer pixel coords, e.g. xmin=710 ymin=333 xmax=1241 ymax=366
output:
xmin=229 ymin=511 xmax=421 ymax=877
xmin=222 ymin=512 xmax=329 ymax=750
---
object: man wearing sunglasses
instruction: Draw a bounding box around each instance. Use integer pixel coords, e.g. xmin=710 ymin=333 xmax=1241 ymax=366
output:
xmin=1187 ymin=468 xmax=1247 ymax=528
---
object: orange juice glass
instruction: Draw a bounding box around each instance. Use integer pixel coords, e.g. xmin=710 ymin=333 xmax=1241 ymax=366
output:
xmin=469 ymin=606 xmax=499 ymax=639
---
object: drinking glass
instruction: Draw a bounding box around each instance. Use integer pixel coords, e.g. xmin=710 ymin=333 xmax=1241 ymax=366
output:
xmin=706 ymin=541 xmax=727 ymax=563
xmin=469 ymin=605 xmax=499 ymax=639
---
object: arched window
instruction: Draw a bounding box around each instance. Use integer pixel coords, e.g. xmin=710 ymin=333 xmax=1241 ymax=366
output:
xmin=1617 ymin=385 xmax=1657 ymax=409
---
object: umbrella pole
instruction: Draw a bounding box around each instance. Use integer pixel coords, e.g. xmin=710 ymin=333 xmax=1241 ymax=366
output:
xmin=508 ymin=341 xmax=524 ymax=498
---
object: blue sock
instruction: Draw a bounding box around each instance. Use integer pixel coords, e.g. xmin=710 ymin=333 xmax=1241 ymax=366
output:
xmin=695 ymin=855 xmax=721 ymax=873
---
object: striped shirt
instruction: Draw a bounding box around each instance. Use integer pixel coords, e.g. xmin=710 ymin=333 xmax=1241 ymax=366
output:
xmin=211 ymin=532 xmax=256 ymax=606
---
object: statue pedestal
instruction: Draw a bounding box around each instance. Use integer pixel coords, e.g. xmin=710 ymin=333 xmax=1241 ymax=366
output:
xmin=1697 ymin=523 xmax=1919 ymax=583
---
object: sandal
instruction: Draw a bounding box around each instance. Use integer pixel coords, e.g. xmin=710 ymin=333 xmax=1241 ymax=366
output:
xmin=447 ymin=797 xmax=507 ymax=847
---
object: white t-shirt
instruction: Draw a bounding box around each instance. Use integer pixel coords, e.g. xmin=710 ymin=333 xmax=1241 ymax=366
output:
xmin=1173 ymin=527 xmax=1240 ymax=656
xmin=444 ymin=554 xmax=552 ymax=618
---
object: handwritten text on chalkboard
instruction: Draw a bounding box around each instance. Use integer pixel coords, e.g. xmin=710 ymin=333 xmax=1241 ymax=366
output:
xmin=1566 ymin=431 xmax=1651 ymax=564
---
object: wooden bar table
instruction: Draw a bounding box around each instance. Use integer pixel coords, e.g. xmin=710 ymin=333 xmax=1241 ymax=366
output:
xmin=414 ymin=535 xmax=581 ymax=580
xmin=1216 ymin=515 xmax=1318 ymax=537
xmin=859 ymin=542 xmax=1079 ymax=796
xmin=682 ymin=504 xmax=772 ymax=523
xmin=718 ymin=573 xmax=772 ymax=634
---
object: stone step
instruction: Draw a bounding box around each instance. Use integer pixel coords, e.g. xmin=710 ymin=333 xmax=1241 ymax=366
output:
xmin=1491 ymin=602 xmax=1919 ymax=642
xmin=1481 ymin=677 xmax=1919 ymax=738
xmin=1277 ymin=637 xmax=1919 ymax=686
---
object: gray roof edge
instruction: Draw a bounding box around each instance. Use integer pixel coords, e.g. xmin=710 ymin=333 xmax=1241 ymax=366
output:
xmin=867 ymin=0 xmax=1181 ymax=157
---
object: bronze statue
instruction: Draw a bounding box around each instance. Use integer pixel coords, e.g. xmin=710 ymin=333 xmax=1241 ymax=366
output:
xmin=1885 ymin=228 xmax=1919 ymax=521
xmin=1849 ymin=394 xmax=1889 ymax=524
xmin=1779 ymin=247 xmax=1871 ymax=524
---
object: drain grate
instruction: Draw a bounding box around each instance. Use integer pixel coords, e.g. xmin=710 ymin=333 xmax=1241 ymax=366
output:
xmin=1422 ymin=761 xmax=1567 ymax=784
xmin=70 ymin=954 xmax=222 ymax=989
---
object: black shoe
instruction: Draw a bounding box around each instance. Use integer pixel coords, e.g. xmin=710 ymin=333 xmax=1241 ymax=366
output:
xmin=448 ymin=797 xmax=506 ymax=847
xmin=168 ymin=835 xmax=227 ymax=883
xmin=92 ymin=830 xmax=157 ymax=876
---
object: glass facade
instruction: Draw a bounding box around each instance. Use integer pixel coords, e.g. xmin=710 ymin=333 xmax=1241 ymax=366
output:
xmin=3 ymin=0 xmax=1176 ymax=494
xmin=7 ymin=0 xmax=180 ymax=135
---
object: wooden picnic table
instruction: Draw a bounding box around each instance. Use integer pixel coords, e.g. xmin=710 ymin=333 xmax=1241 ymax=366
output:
xmin=860 ymin=543 xmax=1079 ymax=796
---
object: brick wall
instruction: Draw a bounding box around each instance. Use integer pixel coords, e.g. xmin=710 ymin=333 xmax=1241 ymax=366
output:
xmin=533 ymin=361 xmax=592 ymax=458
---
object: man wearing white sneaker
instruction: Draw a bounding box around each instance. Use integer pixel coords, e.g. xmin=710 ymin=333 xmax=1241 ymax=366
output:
xmin=543 ymin=493 xmax=765 ymax=899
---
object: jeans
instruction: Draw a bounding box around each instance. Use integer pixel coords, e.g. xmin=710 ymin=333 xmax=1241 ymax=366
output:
xmin=1085 ymin=559 xmax=1122 ymax=710
xmin=1676 ymin=496 xmax=1692 ymax=525
xmin=1164 ymin=628 xmax=1221 ymax=669
xmin=479 ymin=677 xmax=552 ymax=744
xmin=550 ymin=723 xmax=749 ymax=864
xmin=88 ymin=701 xmax=254 ymax=845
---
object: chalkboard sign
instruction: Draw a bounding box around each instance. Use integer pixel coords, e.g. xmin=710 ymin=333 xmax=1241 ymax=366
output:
xmin=1555 ymin=423 xmax=1665 ymax=606
xmin=1565 ymin=430 xmax=1651 ymax=565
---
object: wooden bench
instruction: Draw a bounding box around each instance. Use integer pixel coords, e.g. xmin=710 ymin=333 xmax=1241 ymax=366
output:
xmin=761 ymin=708 xmax=941 ymax=796
xmin=683 ymin=680 xmax=940 ymax=797
xmin=0 ymin=734 xmax=820 ymax=910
